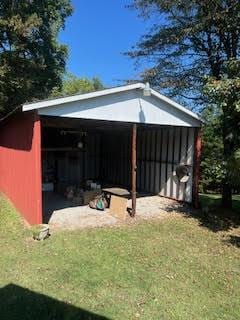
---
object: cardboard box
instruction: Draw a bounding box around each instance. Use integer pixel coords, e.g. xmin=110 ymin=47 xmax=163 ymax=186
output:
xmin=109 ymin=195 xmax=128 ymax=220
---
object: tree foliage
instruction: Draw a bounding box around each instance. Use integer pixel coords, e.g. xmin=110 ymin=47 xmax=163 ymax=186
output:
xmin=204 ymin=59 xmax=240 ymax=193
xmin=129 ymin=0 xmax=240 ymax=207
xmin=51 ymin=74 xmax=105 ymax=97
xmin=200 ymin=106 xmax=224 ymax=193
xmin=128 ymin=0 xmax=240 ymax=105
xmin=0 ymin=0 xmax=72 ymax=116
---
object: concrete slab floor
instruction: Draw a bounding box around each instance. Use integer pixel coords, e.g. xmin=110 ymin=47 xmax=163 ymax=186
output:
xmin=43 ymin=192 xmax=186 ymax=231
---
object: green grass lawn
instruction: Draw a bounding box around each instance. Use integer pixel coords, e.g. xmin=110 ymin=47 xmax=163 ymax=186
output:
xmin=0 ymin=194 xmax=240 ymax=320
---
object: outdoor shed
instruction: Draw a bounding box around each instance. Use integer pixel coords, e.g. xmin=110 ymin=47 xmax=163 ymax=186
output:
xmin=0 ymin=83 xmax=201 ymax=225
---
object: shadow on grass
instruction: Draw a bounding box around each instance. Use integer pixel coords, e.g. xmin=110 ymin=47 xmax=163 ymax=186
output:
xmin=163 ymin=201 xmax=240 ymax=233
xmin=223 ymin=235 xmax=240 ymax=248
xmin=0 ymin=284 xmax=110 ymax=320
xmin=193 ymin=209 xmax=240 ymax=232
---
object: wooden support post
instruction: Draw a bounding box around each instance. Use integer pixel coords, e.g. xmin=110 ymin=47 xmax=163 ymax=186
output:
xmin=192 ymin=128 xmax=202 ymax=209
xmin=131 ymin=123 xmax=137 ymax=216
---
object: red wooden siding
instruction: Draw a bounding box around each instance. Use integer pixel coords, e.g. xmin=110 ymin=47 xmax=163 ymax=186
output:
xmin=0 ymin=111 xmax=42 ymax=224
xmin=192 ymin=128 xmax=202 ymax=208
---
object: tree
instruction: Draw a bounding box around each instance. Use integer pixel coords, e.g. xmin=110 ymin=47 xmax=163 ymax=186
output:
xmin=128 ymin=1 xmax=240 ymax=104
xmin=0 ymin=0 xmax=72 ymax=117
xmin=51 ymin=73 xmax=105 ymax=97
xmin=200 ymin=106 xmax=224 ymax=194
xmin=128 ymin=0 xmax=240 ymax=208
xmin=205 ymin=59 xmax=240 ymax=201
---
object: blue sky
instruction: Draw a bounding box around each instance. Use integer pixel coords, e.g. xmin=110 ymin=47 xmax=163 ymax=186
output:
xmin=59 ymin=0 xmax=154 ymax=87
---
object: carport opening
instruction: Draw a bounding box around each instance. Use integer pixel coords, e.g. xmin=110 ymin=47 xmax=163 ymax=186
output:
xmin=40 ymin=116 xmax=195 ymax=224
xmin=41 ymin=117 xmax=141 ymax=223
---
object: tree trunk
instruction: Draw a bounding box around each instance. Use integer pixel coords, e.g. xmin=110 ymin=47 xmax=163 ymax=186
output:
xmin=222 ymin=182 xmax=232 ymax=208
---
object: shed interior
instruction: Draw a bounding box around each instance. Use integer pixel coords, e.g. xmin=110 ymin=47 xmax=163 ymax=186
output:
xmin=41 ymin=116 xmax=195 ymax=222
xmin=41 ymin=117 xmax=132 ymax=186
xmin=41 ymin=117 xmax=134 ymax=221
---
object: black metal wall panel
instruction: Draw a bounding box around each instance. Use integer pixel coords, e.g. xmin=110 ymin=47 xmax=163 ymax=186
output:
xmin=100 ymin=132 xmax=131 ymax=188
xmin=85 ymin=133 xmax=101 ymax=181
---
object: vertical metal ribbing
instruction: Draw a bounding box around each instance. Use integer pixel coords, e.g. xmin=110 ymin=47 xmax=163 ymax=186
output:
xmin=158 ymin=128 xmax=163 ymax=194
xmin=164 ymin=128 xmax=170 ymax=196
xmin=170 ymin=128 xmax=176 ymax=198
xmin=137 ymin=129 xmax=142 ymax=190
xmin=131 ymin=123 xmax=137 ymax=217
xmin=176 ymin=128 xmax=182 ymax=200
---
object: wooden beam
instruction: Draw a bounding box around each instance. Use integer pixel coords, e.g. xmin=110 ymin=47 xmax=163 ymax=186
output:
xmin=131 ymin=123 xmax=137 ymax=216
xmin=192 ymin=128 xmax=202 ymax=208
